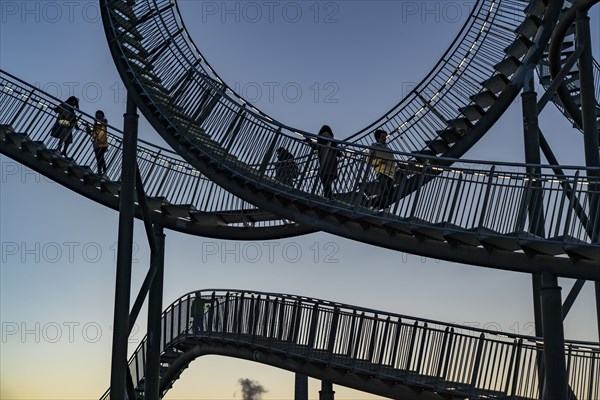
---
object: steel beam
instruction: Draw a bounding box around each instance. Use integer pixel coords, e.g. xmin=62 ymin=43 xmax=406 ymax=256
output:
xmin=109 ymin=93 xmax=139 ymax=400
xmin=540 ymin=272 xmax=569 ymax=400
xmin=145 ymin=225 xmax=166 ymax=400
xmin=295 ymin=374 xmax=308 ymax=400
xmin=319 ymin=381 xmax=335 ymax=400
xmin=576 ymin=7 xmax=600 ymax=342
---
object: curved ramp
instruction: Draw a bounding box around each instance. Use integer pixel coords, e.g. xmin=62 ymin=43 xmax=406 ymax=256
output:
xmin=98 ymin=0 xmax=600 ymax=279
xmin=101 ymin=290 xmax=600 ymax=399
xmin=547 ymin=0 xmax=600 ymax=138
xmin=0 ymin=70 xmax=314 ymax=240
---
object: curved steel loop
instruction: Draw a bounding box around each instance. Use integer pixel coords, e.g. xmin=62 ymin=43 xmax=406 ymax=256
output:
xmin=101 ymin=289 xmax=600 ymax=400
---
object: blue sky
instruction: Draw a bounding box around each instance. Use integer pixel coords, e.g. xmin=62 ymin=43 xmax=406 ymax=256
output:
xmin=1 ymin=1 xmax=599 ymax=399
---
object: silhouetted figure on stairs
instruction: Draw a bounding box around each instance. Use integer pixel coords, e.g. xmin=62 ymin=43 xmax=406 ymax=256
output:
xmin=84 ymin=110 xmax=109 ymax=176
xmin=275 ymin=147 xmax=299 ymax=185
xmin=364 ymin=129 xmax=398 ymax=210
xmin=50 ymin=96 xmax=79 ymax=157
xmin=307 ymin=125 xmax=341 ymax=199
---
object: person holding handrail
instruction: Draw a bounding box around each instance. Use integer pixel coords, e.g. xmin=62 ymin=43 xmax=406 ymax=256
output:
xmin=364 ymin=129 xmax=398 ymax=209
xmin=49 ymin=96 xmax=79 ymax=157
xmin=83 ymin=110 xmax=109 ymax=176
xmin=306 ymin=125 xmax=341 ymax=199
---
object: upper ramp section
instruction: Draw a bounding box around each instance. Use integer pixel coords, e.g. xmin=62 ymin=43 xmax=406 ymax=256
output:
xmin=100 ymin=0 xmax=600 ymax=279
xmin=103 ymin=289 xmax=600 ymax=400
xmin=0 ymin=70 xmax=313 ymax=240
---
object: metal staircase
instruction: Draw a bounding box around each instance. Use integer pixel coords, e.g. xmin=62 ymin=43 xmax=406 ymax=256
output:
xmin=0 ymin=70 xmax=313 ymax=239
xmin=545 ymin=0 xmax=600 ymax=136
xmin=101 ymin=290 xmax=600 ymax=400
xmin=100 ymin=0 xmax=599 ymax=279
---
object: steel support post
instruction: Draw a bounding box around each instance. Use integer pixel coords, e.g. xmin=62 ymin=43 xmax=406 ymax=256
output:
xmin=540 ymin=272 xmax=568 ymax=400
xmin=319 ymin=381 xmax=335 ymax=400
xmin=522 ymin=67 xmax=544 ymax=338
xmin=576 ymin=8 xmax=600 ymax=340
xmin=145 ymin=225 xmax=166 ymax=400
xmin=294 ymin=374 xmax=308 ymax=400
xmin=110 ymin=93 xmax=139 ymax=399
xmin=522 ymin=68 xmax=545 ymax=400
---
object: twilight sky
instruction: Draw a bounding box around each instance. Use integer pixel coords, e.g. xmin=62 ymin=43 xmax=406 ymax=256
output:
xmin=1 ymin=1 xmax=599 ymax=399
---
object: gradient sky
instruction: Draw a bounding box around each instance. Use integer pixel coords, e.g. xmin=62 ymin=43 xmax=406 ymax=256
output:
xmin=1 ymin=1 xmax=599 ymax=399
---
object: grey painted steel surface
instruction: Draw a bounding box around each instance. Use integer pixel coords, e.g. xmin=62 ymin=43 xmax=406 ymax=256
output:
xmin=0 ymin=70 xmax=313 ymax=239
xmin=100 ymin=290 xmax=600 ymax=399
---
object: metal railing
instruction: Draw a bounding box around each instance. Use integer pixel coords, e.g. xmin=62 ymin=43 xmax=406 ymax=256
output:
xmin=99 ymin=0 xmax=600 ymax=251
xmin=113 ymin=290 xmax=600 ymax=400
xmin=104 ymin=0 xmax=539 ymax=154
xmin=0 ymin=70 xmax=296 ymax=231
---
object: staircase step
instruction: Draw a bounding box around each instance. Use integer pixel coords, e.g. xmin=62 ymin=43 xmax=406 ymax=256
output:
xmin=111 ymin=0 xmax=137 ymax=21
xmin=21 ymin=140 xmax=46 ymax=155
xmin=146 ymin=196 xmax=170 ymax=211
xmin=524 ymin=0 xmax=546 ymax=17
xmin=83 ymin=173 xmax=103 ymax=187
xmin=564 ymin=245 xmax=600 ymax=261
xmin=459 ymin=104 xmax=485 ymax=121
xmin=36 ymin=148 xmax=56 ymax=162
xmin=504 ymin=36 xmax=533 ymax=59
xmin=438 ymin=128 xmax=465 ymax=144
xmin=515 ymin=15 xmax=542 ymax=38
xmin=101 ymin=180 xmax=121 ymax=196
xmin=0 ymin=125 xmax=15 ymax=141
xmin=50 ymin=155 xmax=75 ymax=170
xmin=67 ymin=165 xmax=94 ymax=179
xmin=162 ymin=204 xmax=197 ymax=218
xmin=5 ymin=131 xmax=28 ymax=147
xmin=189 ymin=212 xmax=224 ymax=226
xmin=476 ymin=228 xmax=521 ymax=251
xmin=425 ymin=139 xmax=450 ymax=154
xmin=482 ymin=74 xmax=510 ymax=94
xmin=408 ymin=219 xmax=448 ymax=241
xmin=494 ymin=56 xmax=522 ymax=77
xmin=443 ymin=230 xmax=482 ymax=247
xmin=471 ymin=90 xmax=498 ymax=109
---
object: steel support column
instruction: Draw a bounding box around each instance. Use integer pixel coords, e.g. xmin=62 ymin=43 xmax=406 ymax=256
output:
xmin=522 ymin=68 xmax=545 ymax=400
xmin=294 ymin=374 xmax=308 ymax=400
xmin=576 ymin=7 xmax=600 ymax=340
xmin=145 ymin=225 xmax=166 ymax=400
xmin=109 ymin=93 xmax=139 ymax=399
xmin=540 ymin=272 xmax=568 ymax=400
xmin=319 ymin=381 xmax=335 ymax=400
xmin=522 ymin=67 xmax=544 ymax=338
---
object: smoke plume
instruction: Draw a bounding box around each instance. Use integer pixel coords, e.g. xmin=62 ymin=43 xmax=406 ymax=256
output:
xmin=238 ymin=378 xmax=267 ymax=400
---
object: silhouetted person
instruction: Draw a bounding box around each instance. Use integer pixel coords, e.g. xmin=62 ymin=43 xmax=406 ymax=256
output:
xmin=365 ymin=129 xmax=397 ymax=209
xmin=275 ymin=147 xmax=299 ymax=185
xmin=85 ymin=110 xmax=109 ymax=176
xmin=307 ymin=125 xmax=340 ymax=199
xmin=50 ymin=96 xmax=79 ymax=157
xmin=190 ymin=292 xmax=207 ymax=333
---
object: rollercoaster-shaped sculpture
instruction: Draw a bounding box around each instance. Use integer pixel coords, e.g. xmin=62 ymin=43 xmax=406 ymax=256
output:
xmin=0 ymin=70 xmax=313 ymax=239
xmin=100 ymin=290 xmax=599 ymax=400
xmin=1 ymin=0 xmax=599 ymax=398
xmin=97 ymin=0 xmax=599 ymax=278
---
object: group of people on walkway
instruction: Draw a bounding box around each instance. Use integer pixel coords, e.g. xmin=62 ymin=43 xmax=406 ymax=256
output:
xmin=49 ymin=96 xmax=109 ymax=176
xmin=274 ymin=124 xmax=400 ymax=210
